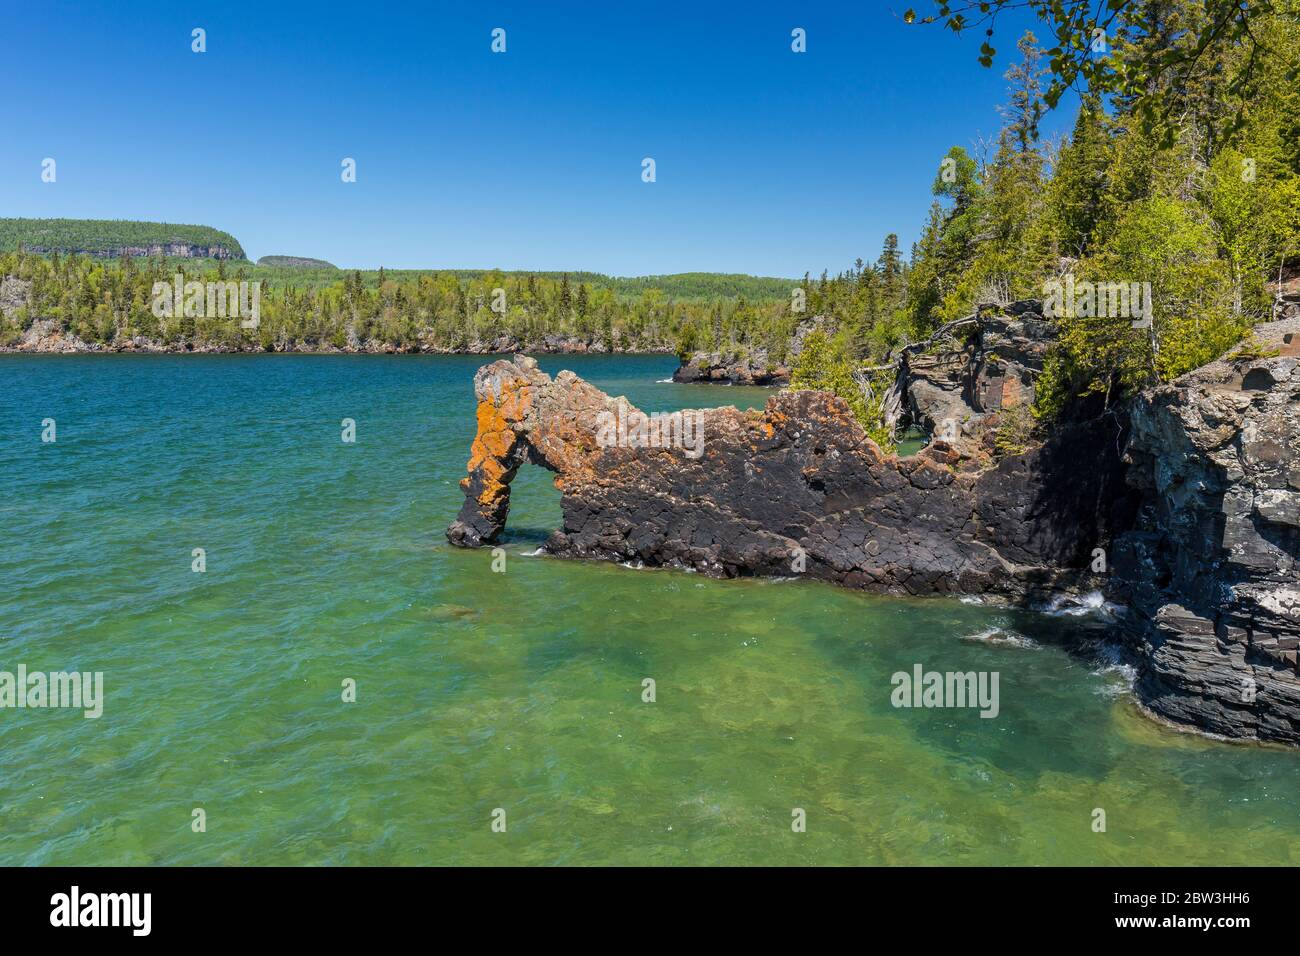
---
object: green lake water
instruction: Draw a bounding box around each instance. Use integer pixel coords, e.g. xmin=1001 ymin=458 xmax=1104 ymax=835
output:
xmin=1 ymin=353 xmax=1297 ymax=865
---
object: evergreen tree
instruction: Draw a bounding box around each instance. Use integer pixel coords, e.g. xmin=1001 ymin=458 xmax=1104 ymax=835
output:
xmin=1044 ymin=95 xmax=1110 ymax=259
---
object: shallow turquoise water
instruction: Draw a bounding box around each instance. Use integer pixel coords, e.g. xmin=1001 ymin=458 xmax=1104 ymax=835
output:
xmin=1 ymin=353 xmax=1297 ymax=866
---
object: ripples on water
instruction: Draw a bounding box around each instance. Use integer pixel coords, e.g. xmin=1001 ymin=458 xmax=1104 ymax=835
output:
xmin=0 ymin=353 xmax=1296 ymax=865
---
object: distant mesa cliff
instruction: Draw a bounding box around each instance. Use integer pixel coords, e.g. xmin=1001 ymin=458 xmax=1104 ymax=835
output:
xmin=0 ymin=218 xmax=244 ymax=260
xmin=448 ymin=302 xmax=1300 ymax=745
xmin=257 ymin=255 xmax=337 ymax=269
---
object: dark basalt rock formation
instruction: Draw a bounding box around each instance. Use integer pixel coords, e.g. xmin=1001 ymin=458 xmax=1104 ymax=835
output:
xmin=446 ymin=308 xmax=1300 ymax=744
xmin=448 ymin=309 xmax=1132 ymax=599
xmin=671 ymin=352 xmax=790 ymax=386
xmin=1110 ymin=317 xmax=1300 ymax=744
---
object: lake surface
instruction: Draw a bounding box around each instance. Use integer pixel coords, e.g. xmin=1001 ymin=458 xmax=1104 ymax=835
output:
xmin=1 ymin=353 xmax=1297 ymax=865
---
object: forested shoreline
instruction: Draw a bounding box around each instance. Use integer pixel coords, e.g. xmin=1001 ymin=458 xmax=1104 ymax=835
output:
xmin=0 ymin=250 xmax=815 ymax=358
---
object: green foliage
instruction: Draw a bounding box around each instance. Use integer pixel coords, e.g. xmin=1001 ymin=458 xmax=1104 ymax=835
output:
xmin=1042 ymin=96 xmax=1110 ymax=258
xmin=674 ymin=323 xmax=699 ymax=362
xmin=786 ymin=235 xmax=912 ymax=367
xmin=908 ymin=34 xmax=1052 ymax=332
xmin=790 ymin=331 xmax=896 ymax=452
xmin=905 ymin=0 xmax=1290 ymax=135
xmin=991 ymin=401 xmax=1036 ymax=458
xmin=1225 ymin=337 xmax=1281 ymax=362
xmin=595 ymin=272 xmax=795 ymax=303
xmin=904 ymin=7 xmax=1300 ymax=421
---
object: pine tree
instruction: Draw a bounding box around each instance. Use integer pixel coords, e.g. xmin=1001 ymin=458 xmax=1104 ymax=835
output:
xmin=1045 ymin=96 xmax=1110 ymax=259
xmin=1000 ymin=32 xmax=1045 ymax=155
xmin=558 ymin=274 xmax=571 ymax=315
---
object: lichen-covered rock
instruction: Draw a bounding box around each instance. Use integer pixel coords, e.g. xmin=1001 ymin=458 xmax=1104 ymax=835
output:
xmin=1112 ymin=316 xmax=1300 ymax=744
xmin=448 ymin=349 xmax=1132 ymax=603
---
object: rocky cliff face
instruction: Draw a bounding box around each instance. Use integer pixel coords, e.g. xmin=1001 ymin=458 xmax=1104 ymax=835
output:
xmin=0 ymin=276 xmax=31 ymax=319
xmin=8 ymin=318 xmax=97 ymax=352
xmin=447 ymin=307 xmax=1300 ymax=745
xmin=19 ymin=243 xmax=240 ymax=260
xmin=1111 ymin=317 xmax=1300 ymax=744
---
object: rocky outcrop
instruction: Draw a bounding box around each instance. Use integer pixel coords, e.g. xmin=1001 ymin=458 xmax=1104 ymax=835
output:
xmin=671 ymin=351 xmax=790 ymax=386
xmin=0 ymin=276 xmax=31 ymax=319
xmin=447 ymin=349 xmax=1133 ymax=603
xmin=881 ymin=301 xmax=1052 ymax=456
xmin=1111 ymin=316 xmax=1300 ymax=744
xmin=670 ymin=315 xmax=831 ymax=387
xmin=1 ymin=216 xmax=245 ymax=260
xmin=9 ymin=318 xmax=98 ymax=353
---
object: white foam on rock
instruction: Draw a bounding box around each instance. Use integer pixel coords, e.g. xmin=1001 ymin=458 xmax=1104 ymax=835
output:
xmin=960 ymin=627 xmax=1039 ymax=650
xmin=1039 ymin=590 xmax=1124 ymax=619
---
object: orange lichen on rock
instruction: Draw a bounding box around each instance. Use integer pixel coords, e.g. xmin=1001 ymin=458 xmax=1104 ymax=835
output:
xmin=447 ymin=353 xmax=1126 ymax=610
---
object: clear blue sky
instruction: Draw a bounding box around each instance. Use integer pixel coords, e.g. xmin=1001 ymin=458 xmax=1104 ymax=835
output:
xmin=0 ymin=0 xmax=1068 ymax=277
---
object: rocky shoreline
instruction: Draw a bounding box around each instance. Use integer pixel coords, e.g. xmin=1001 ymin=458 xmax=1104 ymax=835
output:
xmin=447 ymin=302 xmax=1300 ymax=746
xmin=0 ymin=318 xmax=672 ymax=356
